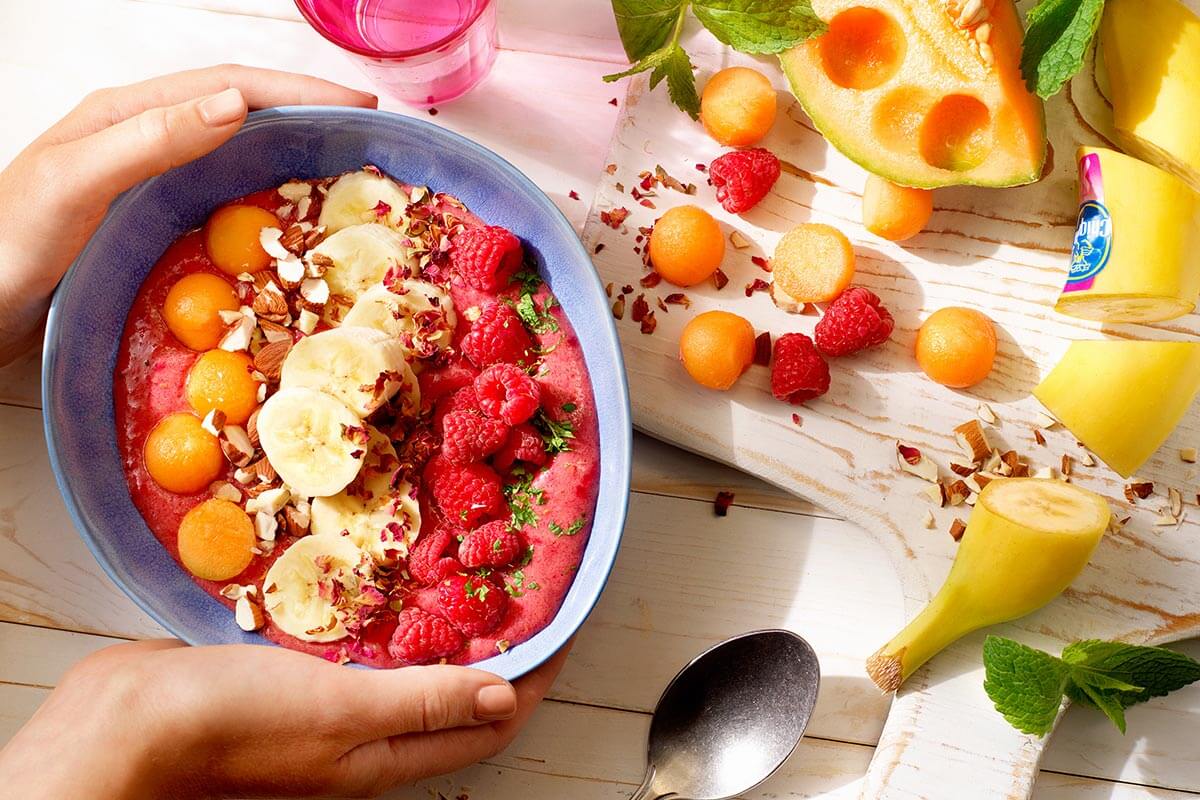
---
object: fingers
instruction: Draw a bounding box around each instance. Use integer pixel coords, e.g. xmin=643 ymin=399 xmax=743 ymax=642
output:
xmin=50 ymin=64 xmax=377 ymax=143
xmin=343 ymin=664 xmax=517 ymax=739
xmin=52 ymin=88 xmax=248 ymax=204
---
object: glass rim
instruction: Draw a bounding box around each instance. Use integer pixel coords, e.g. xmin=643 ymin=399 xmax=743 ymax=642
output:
xmin=294 ymin=0 xmax=493 ymax=60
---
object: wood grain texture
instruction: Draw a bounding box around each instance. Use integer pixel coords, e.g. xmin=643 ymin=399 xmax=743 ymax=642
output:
xmin=583 ymin=8 xmax=1200 ymax=798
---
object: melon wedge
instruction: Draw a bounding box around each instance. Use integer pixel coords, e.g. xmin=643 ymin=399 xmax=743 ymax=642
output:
xmin=780 ymin=0 xmax=1046 ymax=188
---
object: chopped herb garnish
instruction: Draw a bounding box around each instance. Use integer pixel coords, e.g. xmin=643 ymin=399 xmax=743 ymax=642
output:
xmin=535 ymin=411 xmax=575 ymax=454
xmin=511 ymin=264 xmax=543 ymax=295
xmin=504 ymin=467 xmax=547 ymax=529
xmin=561 ymin=402 xmax=577 ymax=413
xmin=518 ymin=545 xmax=535 ymax=567
xmin=465 ymin=578 xmax=489 ymax=601
xmin=549 ymin=516 xmax=587 ymax=537
xmin=511 ymin=293 xmax=560 ymax=335
xmin=505 ymin=569 xmax=542 ymax=597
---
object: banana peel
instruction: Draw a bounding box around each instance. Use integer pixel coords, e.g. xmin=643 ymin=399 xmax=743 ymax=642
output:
xmin=867 ymin=479 xmax=1110 ymax=692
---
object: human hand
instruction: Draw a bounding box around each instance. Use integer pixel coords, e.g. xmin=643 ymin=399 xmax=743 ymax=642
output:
xmin=0 ymin=638 xmax=570 ymax=799
xmin=0 ymin=65 xmax=378 ymax=366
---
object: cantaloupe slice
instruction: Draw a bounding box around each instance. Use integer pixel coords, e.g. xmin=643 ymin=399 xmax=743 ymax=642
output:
xmin=780 ymin=0 xmax=1046 ymax=188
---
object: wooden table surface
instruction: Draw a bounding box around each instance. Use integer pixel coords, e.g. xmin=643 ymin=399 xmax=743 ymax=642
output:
xmin=1 ymin=2 xmax=1199 ymax=797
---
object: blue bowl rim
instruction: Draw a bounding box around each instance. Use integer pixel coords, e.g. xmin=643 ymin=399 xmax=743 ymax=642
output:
xmin=42 ymin=105 xmax=632 ymax=678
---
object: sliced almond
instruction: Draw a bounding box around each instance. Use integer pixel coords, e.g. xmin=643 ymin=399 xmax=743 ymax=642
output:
xmin=259 ymin=227 xmax=290 ymax=260
xmin=973 ymin=471 xmax=1001 ymax=490
xmin=210 ymin=480 xmax=242 ymax=503
xmin=278 ymin=181 xmax=313 ymax=203
xmin=219 ymin=425 xmax=255 ymax=467
xmin=1033 ymin=429 xmax=1046 ymax=446
xmin=246 ymin=407 xmax=261 ymax=448
xmin=1079 ymin=450 xmax=1096 ymax=467
xmin=946 ymin=480 xmax=970 ymax=506
xmin=219 ymin=314 xmax=255 ymax=353
xmin=729 ymin=230 xmax=751 ymax=249
xmin=259 ymin=319 xmax=292 ymax=344
xmin=246 ymin=486 xmax=291 ymax=517
xmin=770 ymin=282 xmax=810 ymax=315
xmin=235 ymin=594 xmax=265 ymax=631
xmin=283 ymin=504 xmax=311 ymax=537
xmin=922 ymin=482 xmax=947 ymax=508
xmin=243 ymin=457 xmax=276 ymax=484
xmin=897 ymin=443 xmax=938 ymax=482
xmin=949 ymin=518 xmax=967 ymax=541
xmin=300 ymin=277 xmax=330 ymax=307
xmin=976 ymin=403 xmax=996 ymax=424
xmin=949 ymin=461 xmax=977 ymax=477
xmin=220 ymin=583 xmax=253 ymax=600
xmin=276 ymin=254 xmax=306 ymax=288
xmin=1170 ymin=487 xmax=1184 ymax=519
xmin=253 ymin=339 xmax=292 ymax=382
xmin=954 ymin=420 xmax=990 ymax=463
xmin=922 ymin=510 xmax=936 ymax=529
xmin=1182 ymin=448 xmax=1198 ymax=464
xmin=1032 ymin=411 xmax=1059 ymax=429
xmin=1125 ymin=480 xmax=1154 ymax=501
xmin=1031 ymin=466 xmax=1055 ymax=479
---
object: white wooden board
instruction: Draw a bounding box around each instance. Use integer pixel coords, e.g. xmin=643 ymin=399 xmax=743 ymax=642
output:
xmin=583 ymin=12 xmax=1200 ymax=799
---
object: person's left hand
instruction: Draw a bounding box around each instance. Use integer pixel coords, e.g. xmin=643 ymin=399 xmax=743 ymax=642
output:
xmin=0 ymin=64 xmax=378 ymax=366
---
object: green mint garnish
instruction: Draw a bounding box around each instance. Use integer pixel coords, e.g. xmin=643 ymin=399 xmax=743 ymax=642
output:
xmin=511 ymin=293 xmax=560 ymax=335
xmin=605 ymin=0 xmax=825 ymax=118
xmin=511 ymin=264 xmax=543 ymax=295
xmin=561 ymin=402 xmax=577 ymax=413
xmin=505 ymin=569 xmax=539 ymax=597
xmin=505 ymin=467 xmax=547 ymax=529
xmin=549 ymin=516 xmax=587 ymax=537
xmin=1020 ymin=0 xmax=1106 ymax=99
xmin=983 ymin=635 xmax=1200 ymax=736
xmin=518 ymin=545 xmax=535 ymax=567
xmin=535 ymin=411 xmax=575 ymax=455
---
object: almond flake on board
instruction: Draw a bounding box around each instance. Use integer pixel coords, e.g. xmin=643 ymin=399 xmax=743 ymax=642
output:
xmin=953 ymin=420 xmax=990 ymax=463
xmin=1033 ymin=429 xmax=1046 ymax=446
xmin=1125 ymin=480 xmax=1154 ymax=502
xmin=897 ymin=443 xmax=938 ymax=482
xmin=976 ymin=403 xmax=997 ymax=424
xmin=946 ymin=480 xmax=970 ymax=506
xmin=1079 ymin=450 xmax=1096 ymax=467
xmin=1032 ymin=411 xmax=1059 ymax=429
xmin=922 ymin=510 xmax=936 ymax=529
xmin=949 ymin=462 xmax=977 ymax=477
xmin=1031 ymin=466 xmax=1055 ymax=480
xmin=949 ymin=518 xmax=967 ymax=541
xmin=1061 ymin=455 xmax=1073 ymax=477
xmin=1170 ymin=487 xmax=1184 ymax=519
xmin=235 ymin=595 xmax=265 ymax=631
xmin=1182 ymin=448 xmax=1198 ymax=464
xmin=923 ymin=482 xmax=947 ymax=508
xmin=729 ymin=230 xmax=751 ymax=249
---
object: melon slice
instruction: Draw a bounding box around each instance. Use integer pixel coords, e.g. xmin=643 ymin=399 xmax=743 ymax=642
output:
xmin=780 ymin=0 xmax=1046 ymax=188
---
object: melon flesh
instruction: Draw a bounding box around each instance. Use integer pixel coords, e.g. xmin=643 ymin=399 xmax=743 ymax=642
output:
xmin=780 ymin=0 xmax=1046 ymax=188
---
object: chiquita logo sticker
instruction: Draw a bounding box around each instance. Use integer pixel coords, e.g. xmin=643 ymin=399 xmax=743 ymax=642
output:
xmin=1064 ymin=152 xmax=1113 ymax=293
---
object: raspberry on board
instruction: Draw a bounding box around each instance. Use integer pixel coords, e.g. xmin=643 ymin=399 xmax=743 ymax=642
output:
xmin=476 ymin=363 xmax=542 ymax=425
xmin=452 ymin=224 xmax=524 ymax=291
xmin=388 ymin=608 xmax=464 ymax=664
xmin=406 ymin=526 xmax=464 ymax=585
xmin=814 ymin=287 xmax=895 ymax=357
xmin=708 ymin=148 xmax=782 ymax=214
xmin=437 ymin=574 xmax=508 ymax=637
xmin=771 ymin=333 xmax=831 ymax=405
xmin=440 ymin=410 xmax=510 ymax=464
xmin=493 ymin=423 xmax=548 ymax=472
xmin=460 ymin=301 xmax=533 ymax=369
xmin=458 ymin=520 xmax=523 ymax=568
xmin=424 ymin=455 xmax=506 ymax=527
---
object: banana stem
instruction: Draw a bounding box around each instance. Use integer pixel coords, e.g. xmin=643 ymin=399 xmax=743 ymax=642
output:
xmin=866 ymin=587 xmax=981 ymax=692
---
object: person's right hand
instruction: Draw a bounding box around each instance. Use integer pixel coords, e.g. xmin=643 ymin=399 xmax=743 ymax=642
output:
xmin=0 ymin=638 xmax=569 ymax=799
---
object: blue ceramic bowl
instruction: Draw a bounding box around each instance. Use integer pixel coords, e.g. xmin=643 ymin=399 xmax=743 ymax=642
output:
xmin=42 ymin=107 xmax=631 ymax=680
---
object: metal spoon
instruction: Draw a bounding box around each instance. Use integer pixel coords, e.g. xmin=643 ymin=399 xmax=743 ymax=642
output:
xmin=630 ymin=629 xmax=821 ymax=800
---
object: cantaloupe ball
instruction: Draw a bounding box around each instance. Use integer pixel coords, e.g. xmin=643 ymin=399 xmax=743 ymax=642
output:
xmin=177 ymin=498 xmax=255 ymax=581
xmin=162 ymin=273 xmax=239 ymax=351
xmin=863 ymin=174 xmax=933 ymax=242
xmin=649 ymin=205 xmax=726 ymax=287
xmin=144 ymin=413 xmax=224 ymax=494
xmin=679 ymin=311 xmax=756 ymax=390
xmin=204 ymin=204 xmax=279 ymax=276
xmin=701 ymin=67 xmax=778 ymax=147
xmin=915 ymin=307 xmax=997 ymax=389
xmin=772 ymin=223 xmax=856 ymax=303
xmin=186 ymin=350 xmax=260 ymax=425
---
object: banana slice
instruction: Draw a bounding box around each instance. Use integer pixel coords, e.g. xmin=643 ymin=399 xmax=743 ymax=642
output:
xmin=341 ymin=281 xmax=457 ymax=363
xmin=280 ymin=326 xmax=419 ymax=418
xmin=319 ymin=170 xmax=411 ymax=233
xmin=262 ymin=532 xmax=373 ymax=643
xmin=307 ymin=223 xmax=417 ymax=307
xmin=256 ymin=387 xmax=367 ymax=498
xmin=310 ymin=426 xmax=421 ymax=563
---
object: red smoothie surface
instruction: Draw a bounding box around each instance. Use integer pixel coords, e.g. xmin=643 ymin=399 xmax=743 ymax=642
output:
xmin=113 ymin=180 xmax=600 ymax=667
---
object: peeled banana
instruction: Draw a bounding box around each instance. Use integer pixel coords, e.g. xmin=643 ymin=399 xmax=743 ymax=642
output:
xmin=1034 ymin=341 xmax=1200 ymax=478
xmin=1054 ymin=147 xmax=1200 ymax=324
xmin=319 ymin=169 xmax=412 ymax=232
xmin=256 ymin=387 xmax=367 ymax=498
xmin=310 ymin=426 xmax=421 ymax=563
xmin=307 ymin=223 xmax=417 ymax=306
xmin=342 ymin=281 xmax=457 ymax=363
xmin=262 ymin=532 xmax=373 ymax=642
xmin=867 ymin=479 xmax=1110 ymax=691
xmin=279 ymin=326 xmax=418 ymax=418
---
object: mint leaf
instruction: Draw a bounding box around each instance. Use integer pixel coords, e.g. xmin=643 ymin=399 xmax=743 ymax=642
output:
xmin=982 ymin=636 xmax=1072 ymax=736
xmin=603 ymin=43 xmax=679 ymax=83
xmin=534 ymin=411 xmax=575 ymax=454
xmin=1020 ymin=0 xmax=1106 ymax=99
xmin=1062 ymin=640 xmax=1200 ymax=705
xmin=512 ymin=293 xmax=559 ymax=335
xmin=1070 ymin=673 xmax=1130 ymax=733
xmin=692 ymin=0 xmax=826 ymax=54
xmin=611 ymin=0 xmax=688 ymax=61
xmin=652 ymin=45 xmax=701 ymax=119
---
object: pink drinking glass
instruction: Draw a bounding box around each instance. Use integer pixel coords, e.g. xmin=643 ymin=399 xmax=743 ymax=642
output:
xmin=295 ymin=0 xmax=498 ymax=107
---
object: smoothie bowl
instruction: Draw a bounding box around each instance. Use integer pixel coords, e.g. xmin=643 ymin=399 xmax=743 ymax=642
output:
xmin=43 ymin=108 xmax=631 ymax=679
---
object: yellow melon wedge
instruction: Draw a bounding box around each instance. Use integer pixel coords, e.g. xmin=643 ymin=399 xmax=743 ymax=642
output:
xmin=780 ymin=0 xmax=1046 ymax=188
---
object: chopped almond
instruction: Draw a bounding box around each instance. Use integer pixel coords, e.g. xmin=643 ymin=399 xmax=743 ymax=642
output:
xmin=953 ymin=420 xmax=990 ymax=463
xmin=1182 ymin=448 xmax=1198 ymax=464
xmin=977 ymin=403 xmax=996 ymax=424
xmin=949 ymin=518 xmax=967 ymax=541
xmin=896 ymin=443 xmax=938 ymax=482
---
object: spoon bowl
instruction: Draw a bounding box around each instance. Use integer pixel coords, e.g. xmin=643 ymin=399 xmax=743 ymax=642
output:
xmin=633 ymin=629 xmax=821 ymax=800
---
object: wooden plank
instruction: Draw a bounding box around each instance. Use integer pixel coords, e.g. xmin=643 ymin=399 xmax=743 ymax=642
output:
xmin=0 ymin=622 xmax=120 ymax=688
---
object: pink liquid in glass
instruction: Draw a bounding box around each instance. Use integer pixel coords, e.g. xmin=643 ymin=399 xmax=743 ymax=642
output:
xmin=296 ymin=0 xmax=498 ymax=106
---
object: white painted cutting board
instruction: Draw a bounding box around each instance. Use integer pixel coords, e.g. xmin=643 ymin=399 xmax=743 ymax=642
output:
xmin=581 ymin=11 xmax=1200 ymax=799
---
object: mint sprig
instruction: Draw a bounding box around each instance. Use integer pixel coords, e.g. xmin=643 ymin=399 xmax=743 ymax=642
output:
xmin=983 ymin=636 xmax=1200 ymax=736
xmin=605 ymin=0 xmax=825 ymax=118
xmin=1020 ymin=0 xmax=1106 ymax=99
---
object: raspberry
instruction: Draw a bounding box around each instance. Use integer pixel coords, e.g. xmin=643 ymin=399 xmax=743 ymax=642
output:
xmin=437 ymin=574 xmax=508 ymax=637
xmin=814 ymin=287 xmax=895 ymax=357
xmin=708 ymin=148 xmax=781 ymax=214
xmin=440 ymin=410 xmax=510 ymax=464
xmin=452 ymin=225 xmax=524 ymax=291
xmin=424 ymin=455 xmax=506 ymax=527
xmin=493 ymin=423 xmax=548 ymax=472
xmin=771 ymin=333 xmax=830 ymax=405
xmin=458 ymin=521 xmax=523 ymax=568
xmin=407 ymin=526 xmax=463 ymax=585
xmin=460 ymin=301 xmax=532 ymax=369
xmin=388 ymin=608 xmax=463 ymax=664
xmin=475 ymin=364 xmax=541 ymax=425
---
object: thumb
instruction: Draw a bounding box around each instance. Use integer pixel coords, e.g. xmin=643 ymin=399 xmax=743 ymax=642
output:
xmin=57 ymin=87 xmax=247 ymax=202
xmin=344 ymin=664 xmax=518 ymax=738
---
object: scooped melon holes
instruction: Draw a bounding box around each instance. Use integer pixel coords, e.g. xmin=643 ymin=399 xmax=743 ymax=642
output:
xmin=919 ymin=94 xmax=994 ymax=172
xmin=819 ymin=7 xmax=908 ymax=90
xmin=872 ymin=86 xmax=934 ymax=155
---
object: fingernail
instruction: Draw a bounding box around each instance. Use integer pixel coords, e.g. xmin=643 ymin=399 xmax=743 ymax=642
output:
xmin=475 ymin=683 xmax=517 ymax=721
xmin=199 ymin=88 xmax=245 ymax=127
